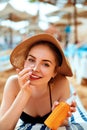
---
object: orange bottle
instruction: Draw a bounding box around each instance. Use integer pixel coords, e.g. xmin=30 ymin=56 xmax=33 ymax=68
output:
xmin=44 ymin=93 xmax=76 ymax=130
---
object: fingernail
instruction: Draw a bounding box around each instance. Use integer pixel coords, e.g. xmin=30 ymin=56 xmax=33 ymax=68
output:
xmin=29 ymin=71 xmax=32 ymax=75
xmin=27 ymin=80 xmax=30 ymax=83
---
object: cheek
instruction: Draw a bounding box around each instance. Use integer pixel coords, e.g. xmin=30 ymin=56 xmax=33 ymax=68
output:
xmin=42 ymin=67 xmax=55 ymax=78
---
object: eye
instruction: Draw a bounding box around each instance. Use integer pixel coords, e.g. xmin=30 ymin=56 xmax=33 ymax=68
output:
xmin=43 ymin=63 xmax=50 ymax=67
xmin=28 ymin=58 xmax=35 ymax=63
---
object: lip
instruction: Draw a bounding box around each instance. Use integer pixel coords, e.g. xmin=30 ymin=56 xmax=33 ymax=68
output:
xmin=30 ymin=73 xmax=41 ymax=80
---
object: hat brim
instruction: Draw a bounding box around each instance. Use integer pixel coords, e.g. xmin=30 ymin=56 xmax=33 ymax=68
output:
xmin=10 ymin=33 xmax=73 ymax=77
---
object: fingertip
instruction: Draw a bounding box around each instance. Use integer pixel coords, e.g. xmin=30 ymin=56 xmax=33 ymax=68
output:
xmin=28 ymin=70 xmax=32 ymax=75
xmin=16 ymin=68 xmax=20 ymax=73
xmin=54 ymin=100 xmax=59 ymax=106
xmin=68 ymin=111 xmax=72 ymax=117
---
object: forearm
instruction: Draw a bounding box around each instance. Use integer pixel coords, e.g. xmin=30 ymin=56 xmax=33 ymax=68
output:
xmin=0 ymin=89 xmax=31 ymax=130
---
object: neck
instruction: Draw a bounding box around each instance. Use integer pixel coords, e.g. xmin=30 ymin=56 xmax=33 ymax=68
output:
xmin=30 ymin=84 xmax=49 ymax=98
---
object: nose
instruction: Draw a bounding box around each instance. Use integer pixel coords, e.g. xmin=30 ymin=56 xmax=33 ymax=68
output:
xmin=32 ymin=63 xmax=40 ymax=71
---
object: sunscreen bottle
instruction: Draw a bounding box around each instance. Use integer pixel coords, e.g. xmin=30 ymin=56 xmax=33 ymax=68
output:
xmin=44 ymin=93 xmax=76 ymax=130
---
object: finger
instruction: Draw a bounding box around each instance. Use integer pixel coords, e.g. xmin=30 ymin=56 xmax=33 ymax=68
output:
xmin=70 ymin=106 xmax=76 ymax=112
xmin=72 ymin=101 xmax=77 ymax=106
xmin=23 ymin=80 xmax=32 ymax=93
xmin=18 ymin=68 xmax=32 ymax=77
xmin=69 ymin=100 xmax=76 ymax=108
xmin=67 ymin=111 xmax=72 ymax=117
xmin=24 ymin=80 xmax=30 ymax=87
xmin=52 ymin=101 xmax=59 ymax=110
xmin=19 ymin=71 xmax=32 ymax=83
xmin=16 ymin=68 xmax=21 ymax=73
xmin=63 ymin=119 xmax=69 ymax=126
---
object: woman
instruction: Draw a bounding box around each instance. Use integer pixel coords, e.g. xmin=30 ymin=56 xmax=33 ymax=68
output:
xmin=0 ymin=33 xmax=78 ymax=130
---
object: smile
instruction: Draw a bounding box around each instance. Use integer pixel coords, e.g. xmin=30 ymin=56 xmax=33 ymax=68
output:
xmin=30 ymin=74 xmax=41 ymax=80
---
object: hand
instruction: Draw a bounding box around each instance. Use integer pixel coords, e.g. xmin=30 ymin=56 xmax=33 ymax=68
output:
xmin=16 ymin=67 xmax=32 ymax=93
xmin=52 ymin=100 xmax=76 ymax=126
xmin=52 ymin=100 xmax=59 ymax=111
xmin=63 ymin=100 xmax=76 ymax=126
xmin=68 ymin=100 xmax=76 ymax=117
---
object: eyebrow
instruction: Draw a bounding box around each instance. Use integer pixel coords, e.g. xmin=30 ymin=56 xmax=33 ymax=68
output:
xmin=28 ymin=54 xmax=53 ymax=64
xmin=28 ymin=54 xmax=35 ymax=59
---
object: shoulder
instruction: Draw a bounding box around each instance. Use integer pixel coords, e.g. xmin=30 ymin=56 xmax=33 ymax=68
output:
xmin=54 ymin=74 xmax=69 ymax=87
xmin=6 ymin=74 xmax=18 ymax=84
xmin=3 ymin=75 xmax=19 ymax=97
xmin=0 ymin=75 xmax=19 ymax=116
xmin=52 ymin=74 xmax=70 ymax=101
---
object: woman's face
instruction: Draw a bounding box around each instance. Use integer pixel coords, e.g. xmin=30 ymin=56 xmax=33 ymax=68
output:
xmin=24 ymin=44 xmax=57 ymax=86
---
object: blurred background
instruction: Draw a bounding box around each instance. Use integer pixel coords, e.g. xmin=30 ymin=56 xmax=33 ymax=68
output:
xmin=0 ymin=0 xmax=87 ymax=110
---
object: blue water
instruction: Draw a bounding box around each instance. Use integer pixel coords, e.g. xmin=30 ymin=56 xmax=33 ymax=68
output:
xmin=0 ymin=55 xmax=10 ymax=61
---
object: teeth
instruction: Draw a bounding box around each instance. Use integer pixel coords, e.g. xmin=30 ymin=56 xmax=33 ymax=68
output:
xmin=31 ymin=74 xmax=40 ymax=78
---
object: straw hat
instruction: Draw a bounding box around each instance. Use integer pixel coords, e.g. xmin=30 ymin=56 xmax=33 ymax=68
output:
xmin=10 ymin=33 xmax=73 ymax=77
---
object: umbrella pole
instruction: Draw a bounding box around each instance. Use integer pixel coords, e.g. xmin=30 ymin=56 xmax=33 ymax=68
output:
xmin=9 ymin=28 xmax=13 ymax=48
xmin=74 ymin=0 xmax=78 ymax=44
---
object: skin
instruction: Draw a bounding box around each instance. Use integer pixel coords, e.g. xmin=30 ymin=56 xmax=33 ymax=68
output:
xmin=0 ymin=44 xmax=76 ymax=130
